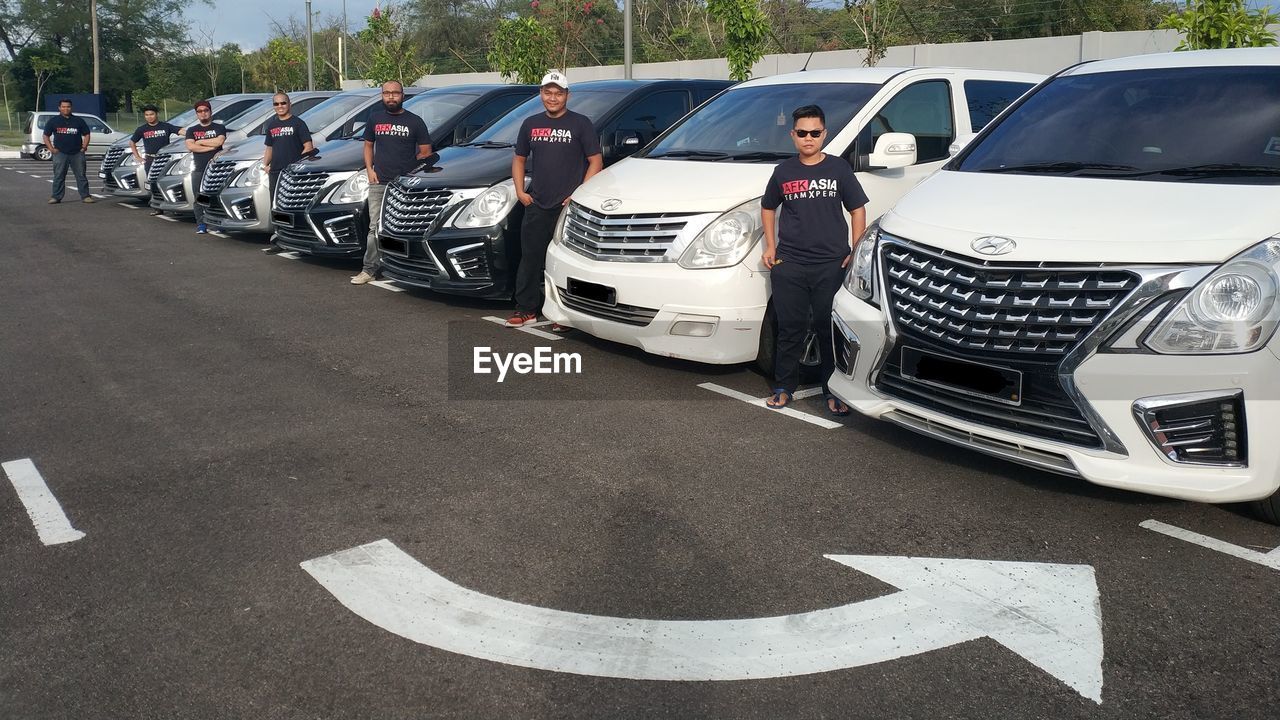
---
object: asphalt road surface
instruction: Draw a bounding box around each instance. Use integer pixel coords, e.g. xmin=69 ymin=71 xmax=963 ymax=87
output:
xmin=2 ymin=157 xmax=1278 ymax=720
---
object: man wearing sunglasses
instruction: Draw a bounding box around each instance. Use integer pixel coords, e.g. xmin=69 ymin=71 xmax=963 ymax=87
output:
xmin=760 ymin=105 xmax=868 ymax=416
xmin=185 ymin=99 xmax=228 ymax=234
xmin=262 ymin=93 xmax=314 ymax=252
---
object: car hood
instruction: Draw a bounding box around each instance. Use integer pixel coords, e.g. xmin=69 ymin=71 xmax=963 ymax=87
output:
xmin=882 ymin=170 xmax=1280 ymax=265
xmin=401 ymin=145 xmax=513 ymax=188
xmin=288 ymin=138 xmax=365 ymax=172
xmin=573 ymin=157 xmax=777 ymax=214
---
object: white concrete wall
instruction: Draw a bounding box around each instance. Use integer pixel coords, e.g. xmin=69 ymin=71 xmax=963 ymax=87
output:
xmin=390 ymin=26 xmax=1279 ymax=87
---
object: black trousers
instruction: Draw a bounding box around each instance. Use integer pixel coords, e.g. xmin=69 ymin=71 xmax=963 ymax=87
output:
xmin=771 ymin=259 xmax=846 ymax=394
xmin=514 ymin=203 xmax=562 ymax=313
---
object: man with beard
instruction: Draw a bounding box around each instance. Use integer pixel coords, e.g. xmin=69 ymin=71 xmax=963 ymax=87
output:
xmin=351 ymin=81 xmax=432 ymax=285
xmin=185 ymin=100 xmax=228 ymax=234
xmin=43 ymin=99 xmax=93 ymax=204
xmin=130 ymin=105 xmax=182 ymax=215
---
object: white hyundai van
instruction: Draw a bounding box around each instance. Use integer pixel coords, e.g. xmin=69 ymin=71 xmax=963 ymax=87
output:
xmin=827 ymin=48 xmax=1280 ymax=522
xmin=543 ymin=67 xmax=1042 ymax=375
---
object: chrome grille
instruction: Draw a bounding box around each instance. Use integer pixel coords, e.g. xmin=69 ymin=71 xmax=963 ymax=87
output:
xmin=275 ymin=169 xmax=330 ymax=211
xmin=380 ymin=182 xmax=451 ymax=237
xmin=882 ymin=240 xmax=1139 ymax=356
xmin=102 ymin=146 xmax=127 ymax=173
xmin=556 ymin=286 xmax=658 ymax=327
xmin=147 ymin=155 xmax=173 ymax=185
xmin=200 ymin=159 xmax=237 ymax=194
xmin=561 ymin=202 xmax=692 ymax=262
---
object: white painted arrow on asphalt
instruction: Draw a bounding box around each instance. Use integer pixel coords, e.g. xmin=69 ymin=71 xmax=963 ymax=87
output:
xmin=301 ymin=540 xmax=1103 ymax=703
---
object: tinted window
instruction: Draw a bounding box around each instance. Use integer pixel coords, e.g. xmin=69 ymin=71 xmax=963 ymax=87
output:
xmin=213 ymin=100 xmax=259 ymax=123
xmin=964 ymin=80 xmax=1033 ymax=132
xmin=644 ymin=82 xmax=881 ymax=160
xmin=454 ymin=93 xmax=531 ymax=142
xmin=404 ymin=91 xmax=482 ymax=132
xmin=958 ymin=66 xmax=1280 ymax=184
xmin=467 ymin=90 xmax=627 ymax=146
xmin=86 ymin=118 xmax=109 ymax=133
xmin=299 ymin=95 xmax=370 ymax=134
xmin=226 ymin=99 xmax=273 ymax=131
xmin=602 ymin=90 xmax=688 ymax=152
xmin=867 ymin=80 xmax=954 ymax=163
xmin=167 ymin=108 xmax=197 ymax=127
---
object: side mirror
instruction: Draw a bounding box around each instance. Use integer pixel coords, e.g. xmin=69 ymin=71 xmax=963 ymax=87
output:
xmin=949 ymin=132 xmax=977 ymax=156
xmin=868 ymin=132 xmax=916 ymax=170
xmin=454 ymin=124 xmax=483 ymax=144
xmin=613 ymin=130 xmax=641 ymax=155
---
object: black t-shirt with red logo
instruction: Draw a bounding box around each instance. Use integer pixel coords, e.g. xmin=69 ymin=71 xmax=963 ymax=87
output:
xmin=131 ymin=122 xmax=182 ymax=155
xmin=43 ymin=115 xmax=90 ymax=155
xmin=762 ymin=155 xmax=869 ymax=264
xmin=263 ymin=115 xmax=313 ymax=171
xmin=185 ymin=122 xmax=228 ymax=174
xmin=514 ymin=110 xmax=601 ymax=209
xmin=361 ymin=109 xmax=432 ymax=183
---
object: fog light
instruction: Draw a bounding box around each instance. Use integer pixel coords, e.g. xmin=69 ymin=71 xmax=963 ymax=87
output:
xmin=670 ymin=315 xmax=717 ymax=337
xmin=1133 ymin=390 xmax=1247 ymax=466
xmin=832 ymin=312 xmax=861 ymax=378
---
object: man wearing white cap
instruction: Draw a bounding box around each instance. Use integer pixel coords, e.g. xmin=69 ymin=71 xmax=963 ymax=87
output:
xmin=507 ymin=70 xmax=603 ymax=328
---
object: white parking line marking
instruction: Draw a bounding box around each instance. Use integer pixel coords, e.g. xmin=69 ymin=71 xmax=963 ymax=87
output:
xmin=1140 ymin=520 xmax=1280 ymax=571
xmin=697 ymin=382 xmax=843 ymax=429
xmin=209 ymin=231 xmax=229 ymax=238
xmin=481 ymin=316 xmax=565 ymax=341
xmin=157 ymin=215 xmax=177 ymax=222
xmin=118 ymin=203 xmax=138 ymax=209
xmin=91 ymin=193 xmax=109 ymax=199
xmin=277 ymin=251 xmax=302 ymax=260
xmin=3 ymin=459 xmax=86 ymax=546
xmin=369 ymin=280 xmax=406 ymax=293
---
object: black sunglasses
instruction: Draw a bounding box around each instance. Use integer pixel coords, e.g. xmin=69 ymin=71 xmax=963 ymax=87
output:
xmin=793 ymin=129 xmax=825 ymax=138
xmin=272 ymin=101 xmax=289 ymax=106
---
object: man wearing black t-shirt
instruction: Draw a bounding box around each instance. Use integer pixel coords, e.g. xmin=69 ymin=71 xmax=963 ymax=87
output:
xmin=352 ymin=81 xmax=432 ymax=285
xmin=185 ymin=100 xmax=227 ymax=234
xmin=130 ymin=105 xmax=182 ymax=215
xmin=761 ymin=105 xmax=868 ymax=416
xmin=507 ymin=71 xmax=603 ymax=328
xmin=263 ymin=93 xmax=314 ymax=204
xmin=43 ymin=99 xmax=93 ymax=204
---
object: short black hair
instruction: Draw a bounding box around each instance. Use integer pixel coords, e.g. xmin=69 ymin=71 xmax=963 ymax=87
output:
xmin=792 ymin=105 xmax=825 ymax=126
xmin=141 ymin=104 xmax=159 ymax=114
xmin=58 ymin=99 xmax=72 ymax=107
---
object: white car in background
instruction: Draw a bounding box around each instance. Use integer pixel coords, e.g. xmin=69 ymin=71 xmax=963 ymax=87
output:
xmin=21 ymin=111 xmax=128 ymax=160
xmin=828 ymin=48 xmax=1280 ymax=522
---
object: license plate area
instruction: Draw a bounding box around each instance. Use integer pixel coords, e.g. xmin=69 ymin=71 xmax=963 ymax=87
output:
xmin=567 ymin=278 xmax=616 ymax=306
xmin=900 ymin=346 xmax=1022 ymax=406
xmin=379 ymin=236 xmax=409 ymax=256
xmin=272 ymin=211 xmax=294 ymax=228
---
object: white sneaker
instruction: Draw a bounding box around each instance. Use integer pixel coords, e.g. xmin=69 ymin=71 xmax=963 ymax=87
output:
xmin=351 ymin=271 xmax=375 ymax=285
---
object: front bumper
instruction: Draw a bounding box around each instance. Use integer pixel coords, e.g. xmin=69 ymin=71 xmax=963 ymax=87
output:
xmin=201 ymin=184 xmax=272 ymax=233
xmin=827 ymin=287 xmax=1280 ymax=504
xmin=106 ymin=164 xmax=148 ymax=198
xmin=377 ymin=213 xmax=520 ymax=300
xmin=273 ymin=202 xmax=367 ymax=258
xmin=542 ymin=242 xmax=768 ymax=365
xmin=149 ymin=172 xmax=196 ymax=214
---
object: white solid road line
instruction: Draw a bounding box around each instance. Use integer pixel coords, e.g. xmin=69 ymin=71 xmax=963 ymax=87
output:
xmin=157 ymin=215 xmax=177 ymax=222
xmin=1140 ymin=520 xmax=1280 ymax=571
xmin=481 ymin=316 xmax=565 ymax=341
xmin=698 ymin=382 xmax=843 ymax=430
xmin=2 ymin=458 xmax=86 ymax=546
xmin=368 ymin=279 xmax=406 ymax=293
xmin=277 ymin=251 xmax=302 ymax=260
xmin=302 ymin=540 xmax=1104 ymax=702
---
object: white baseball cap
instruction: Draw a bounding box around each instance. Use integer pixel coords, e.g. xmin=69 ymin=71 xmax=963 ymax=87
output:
xmin=540 ymin=71 xmax=569 ymax=89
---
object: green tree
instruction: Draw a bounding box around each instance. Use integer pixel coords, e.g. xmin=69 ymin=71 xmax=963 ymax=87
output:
xmin=707 ymin=0 xmax=770 ymax=81
xmin=1159 ymin=0 xmax=1278 ymax=49
xmin=355 ymin=4 xmax=432 ymax=85
xmin=250 ymin=37 xmax=307 ymax=92
xmin=488 ymin=16 xmax=555 ymax=83
xmin=29 ymin=50 xmax=62 ymax=111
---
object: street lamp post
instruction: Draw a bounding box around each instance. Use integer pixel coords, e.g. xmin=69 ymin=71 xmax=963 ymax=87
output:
xmin=90 ymin=0 xmax=100 ymax=94
xmin=305 ymin=0 xmax=315 ymax=90
xmin=624 ymin=0 xmax=632 ymax=80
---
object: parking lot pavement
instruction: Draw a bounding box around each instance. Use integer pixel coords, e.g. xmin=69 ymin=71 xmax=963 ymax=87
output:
xmin=1 ymin=159 xmax=1279 ymax=719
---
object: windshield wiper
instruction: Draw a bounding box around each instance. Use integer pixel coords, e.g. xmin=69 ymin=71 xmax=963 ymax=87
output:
xmin=1150 ymin=163 xmax=1280 ymax=178
xmin=646 ymin=150 xmax=729 ymax=159
xmin=717 ymin=150 xmax=794 ymax=162
xmin=460 ymin=140 xmax=513 ymax=149
xmin=979 ymin=161 xmax=1141 ymax=175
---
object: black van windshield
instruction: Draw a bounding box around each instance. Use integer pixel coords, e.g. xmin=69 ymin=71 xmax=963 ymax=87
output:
xmin=642 ymin=82 xmax=881 ymax=161
xmin=463 ymin=90 xmax=626 ymax=147
xmin=958 ymin=66 xmax=1280 ymax=184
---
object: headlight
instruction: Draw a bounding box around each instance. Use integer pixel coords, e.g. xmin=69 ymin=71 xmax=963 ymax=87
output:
xmin=167 ymin=153 xmax=193 ymax=175
xmin=551 ymin=203 xmax=571 ymax=245
xmin=323 ymin=172 xmax=367 ymax=205
xmin=678 ymin=197 xmax=763 ymax=270
xmin=119 ymin=153 xmax=138 ymax=167
xmin=451 ymin=179 xmax=517 ymax=228
xmin=230 ymin=162 xmax=266 ymax=188
xmin=844 ymin=222 xmax=881 ymax=302
xmin=1146 ymin=238 xmax=1280 ymax=354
